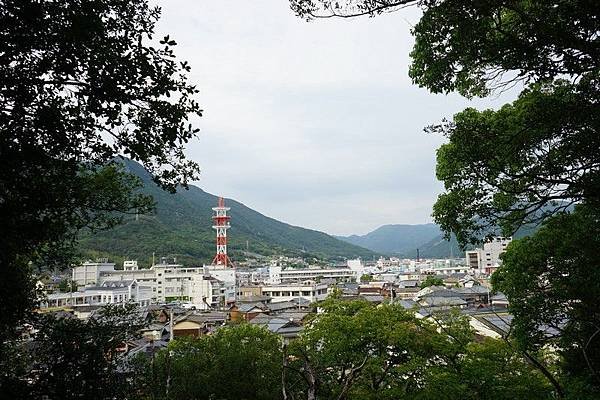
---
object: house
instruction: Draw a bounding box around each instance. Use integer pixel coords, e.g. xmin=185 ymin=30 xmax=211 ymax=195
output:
xmin=491 ymin=292 xmax=509 ymax=307
xmin=267 ymin=301 xmax=299 ymax=314
xmin=229 ymin=302 xmax=269 ymax=322
xmin=358 ymin=281 xmax=392 ymax=297
xmin=171 ymin=312 xmax=227 ymax=338
xmin=455 ymin=286 xmax=489 ymax=305
xmin=419 ymin=296 xmax=467 ymax=310
xmin=249 ymin=313 xmax=303 ymax=342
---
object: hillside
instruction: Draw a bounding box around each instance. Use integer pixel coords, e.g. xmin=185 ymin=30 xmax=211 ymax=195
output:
xmin=338 ymin=221 xmax=544 ymax=259
xmin=337 ymin=224 xmax=442 ymax=255
xmin=77 ymin=159 xmax=377 ymax=266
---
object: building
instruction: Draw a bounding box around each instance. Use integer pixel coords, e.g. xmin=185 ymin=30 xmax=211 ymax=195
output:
xmin=260 ymin=282 xmax=328 ymax=303
xmin=97 ymin=262 xmax=235 ymax=307
xmin=72 ymin=260 xmax=116 ymax=287
xmin=41 ymin=279 xmax=152 ymax=308
xmin=420 ymin=260 xmax=471 ymax=275
xmin=465 ymin=237 xmax=512 ymax=274
xmin=267 ymin=259 xmax=366 ymax=285
xmin=269 ymin=266 xmax=356 ymax=284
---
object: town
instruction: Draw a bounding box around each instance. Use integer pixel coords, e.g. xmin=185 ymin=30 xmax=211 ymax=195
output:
xmin=2 ymin=0 xmax=597 ymax=398
xmin=36 ymin=198 xmax=513 ymax=345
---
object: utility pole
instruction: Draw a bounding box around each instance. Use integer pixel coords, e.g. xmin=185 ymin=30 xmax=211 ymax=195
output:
xmin=169 ymin=308 xmax=174 ymax=341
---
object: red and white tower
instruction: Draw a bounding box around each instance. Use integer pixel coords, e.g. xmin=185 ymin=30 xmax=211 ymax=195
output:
xmin=211 ymin=197 xmax=233 ymax=267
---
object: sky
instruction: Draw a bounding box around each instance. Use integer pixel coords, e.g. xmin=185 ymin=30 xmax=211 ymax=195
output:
xmin=154 ymin=0 xmax=517 ymax=236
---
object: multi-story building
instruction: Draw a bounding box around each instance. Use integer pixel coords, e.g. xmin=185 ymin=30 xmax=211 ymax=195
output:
xmin=268 ymin=259 xmax=365 ymax=284
xmin=72 ymin=260 xmax=116 ymax=287
xmin=260 ymin=282 xmax=329 ymax=303
xmin=465 ymin=237 xmax=512 ymax=274
xmin=97 ymin=261 xmax=235 ymax=307
xmin=41 ymin=279 xmax=152 ymax=308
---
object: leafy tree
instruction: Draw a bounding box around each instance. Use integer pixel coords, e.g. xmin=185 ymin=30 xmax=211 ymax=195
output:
xmin=0 ymin=0 xmax=201 ymax=337
xmin=285 ymin=299 xmax=551 ymax=400
xmin=1 ymin=304 xmax=143 ymax=399
xmin=420 ymin=275 xmax=444 ymax=288
xmin=431 ymin=78 xmax=599 ymax=244
xmin=492 ymin=204 xmax=600 ymax=398
xmin=359 ymin=274 xmax=373 ymax=283
xmin=138 ymin=323 xmax=283 ymax=400
xmin=57 ymin=278 xmax=78 ymax=293
xmin=289 ymin=1 xmax=599 ymax=395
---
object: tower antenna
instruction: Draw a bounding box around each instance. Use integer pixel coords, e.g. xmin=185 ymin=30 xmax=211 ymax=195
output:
xmin=211 ymin=197 xmax=234 ymax=267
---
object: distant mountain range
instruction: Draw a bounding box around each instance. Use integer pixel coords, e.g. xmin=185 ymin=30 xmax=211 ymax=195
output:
xmin=77 ymin=159 xmax=377 ymax=266
xmin=338 ymin=219 xmax=546 ymax=259
xmin=337 ymin=224 xmax=463 ymax=258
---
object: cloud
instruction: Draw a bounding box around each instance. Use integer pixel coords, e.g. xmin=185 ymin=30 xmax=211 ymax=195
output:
xmin=154 ymin=0 xmax=518 ymax=236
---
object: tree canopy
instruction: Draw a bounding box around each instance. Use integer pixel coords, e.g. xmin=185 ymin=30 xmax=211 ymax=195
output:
xmin=0 ymin=0 xmax=202 ymax=335
xmin=289 ymin=0 xmax=600 ymax=395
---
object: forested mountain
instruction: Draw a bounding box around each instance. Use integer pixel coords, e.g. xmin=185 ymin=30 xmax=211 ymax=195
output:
xmin=78 ymin=159 xmax=376 ymax=266
xmin=337 ymin=224 xmax=442 ymax=255
xmin=338 ymin=222 xmax=544 ymax=258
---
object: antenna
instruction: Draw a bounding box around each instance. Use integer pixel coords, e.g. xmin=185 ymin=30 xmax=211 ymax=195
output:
xmin=211 ymin=197 xmax=234 ymax=267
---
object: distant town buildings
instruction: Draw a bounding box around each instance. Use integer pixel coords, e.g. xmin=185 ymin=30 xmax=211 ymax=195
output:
xmin=465 ymin=237 xmax=512 ymax=274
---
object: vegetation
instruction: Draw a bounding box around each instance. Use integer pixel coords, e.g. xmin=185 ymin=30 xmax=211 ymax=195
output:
xmin=1 ymin=304 xmax=143 ymax=399
xmin=132 ymin=299 xmax=552 ymax=400
xmin=420 ymin=275 xmax=444 ymax=289
xmin=0 ymin=0 xmax=202 ymax=340
xmin=136 ymin=324 xmax=283 ymax=400
xmin=77 ymin=159 xmax=377 ymax=265
xmin=290 ymin=0 xmax=600 ymax=395
xmin=57 ymin=279 xmax=78 ymax=293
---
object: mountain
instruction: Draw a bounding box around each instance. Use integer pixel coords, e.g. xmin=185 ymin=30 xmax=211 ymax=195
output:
xmin=77 ymin=159 xmax=377 ymax=266
xmin=337 ymin=224 xmax=442 ymax=255
xmin=339 ymin=219 xmax=551 ymax=259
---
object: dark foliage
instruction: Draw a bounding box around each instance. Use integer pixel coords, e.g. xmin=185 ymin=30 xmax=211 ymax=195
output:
xmin=0 ymin=0 xmax=201 ymax=337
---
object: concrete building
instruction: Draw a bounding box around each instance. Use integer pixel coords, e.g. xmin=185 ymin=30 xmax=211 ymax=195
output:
xmin=42 ymin=279 xmax=152 ymax=308
xmin=465 ymin=237 xmax=512 ymax=274
xmin=268 ymin=259 xmax=365 ymax=285
xmin=261 ymin=282 xmax=328 ymax=303
xmin=72 ymin=260 xmax=116 ymax=286
xmin=97 ymin=262 xmax=235 ymax=307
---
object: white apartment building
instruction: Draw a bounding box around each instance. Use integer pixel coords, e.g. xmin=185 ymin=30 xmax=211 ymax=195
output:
xmin=261 ymin=282 xmax=329 ymax=303
xmin=420 ymin=263 xmax=471 ymax=275
xmin=465 ymin=237 xmax=512 ymax=274
xmin=97 ymin=262 xmax=235 ymax=308
xmin=268 ymin=259 xmax=366 ymax=284
xmin=269 ymin=266 xmax=356 ymax=284
xmin=42 ymin=279 xmax=152 ymax=308
xmin=72 ymin=261 xmax=116 ymax=287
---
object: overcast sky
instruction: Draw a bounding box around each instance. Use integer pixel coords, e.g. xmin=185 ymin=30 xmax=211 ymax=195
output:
xmin=154 ymin=0 xmax=517 ymax=236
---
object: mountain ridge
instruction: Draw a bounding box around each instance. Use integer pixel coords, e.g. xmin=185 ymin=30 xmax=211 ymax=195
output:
xmin=77 ymin=159 xmax=377 ymax=266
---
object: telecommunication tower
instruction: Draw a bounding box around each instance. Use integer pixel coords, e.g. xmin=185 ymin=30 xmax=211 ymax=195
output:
xmin=211 ymin=197 xmax=233 ymax=267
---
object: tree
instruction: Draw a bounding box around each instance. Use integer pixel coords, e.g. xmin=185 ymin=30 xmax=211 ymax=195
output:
xmin=359 ymin=274 xmax=373 ymax=283
xmin=0 ymin=0 xmax=202 ymax=336
xmin=285 ymin=298 xmax=552 ymax=400
xmin=57 ymin=278 xmax=78 ymax=293
xmin=492 ymin=205 xmax=600 ymax=398
xmin=420 ymin=275 xmax=444 ymax=288
xmin=1 ymin=304 xmax=143 ymax=399
xmin=137 ymin=324 xmax=283 ymax=400
xmin=431 ymin=77 xmax=599 ymax=245
xmin=288 ymin=2 xmax=599 ymax=395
